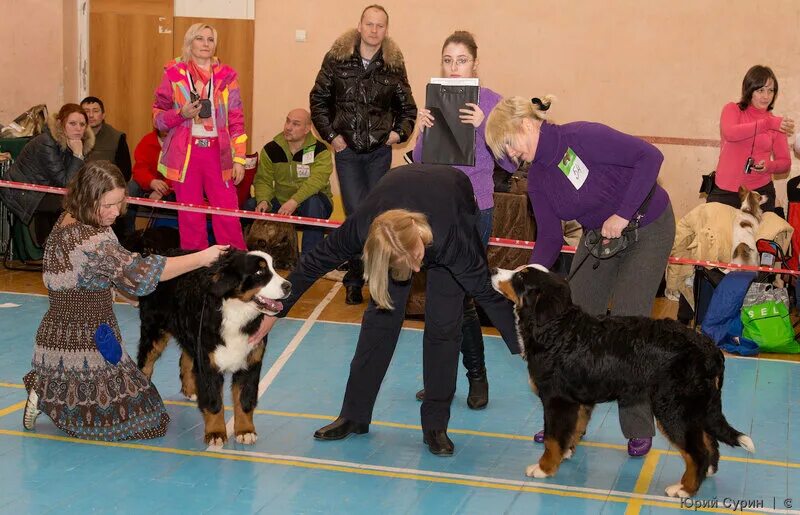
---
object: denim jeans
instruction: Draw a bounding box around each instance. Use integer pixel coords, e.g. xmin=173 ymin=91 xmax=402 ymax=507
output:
xmin=334 ymin=145 xmax=393 ymax=287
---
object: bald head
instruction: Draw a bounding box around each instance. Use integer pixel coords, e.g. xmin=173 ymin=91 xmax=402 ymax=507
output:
xmin=283 ymin=108 xmax=311 ymax=144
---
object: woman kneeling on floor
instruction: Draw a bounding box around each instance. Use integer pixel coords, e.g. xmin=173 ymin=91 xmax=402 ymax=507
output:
xmin=22 ymin=160 xmax=227 ymax=441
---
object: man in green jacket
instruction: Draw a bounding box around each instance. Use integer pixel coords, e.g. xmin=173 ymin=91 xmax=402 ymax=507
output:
xmin=252 ymin=108 xmax=333 ymax=256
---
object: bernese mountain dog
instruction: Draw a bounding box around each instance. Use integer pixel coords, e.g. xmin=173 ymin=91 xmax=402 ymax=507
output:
xmin=491 ymin=264 xmax=755 ymax=499
xmin=137 ymin=250 xmax=291 ymax=446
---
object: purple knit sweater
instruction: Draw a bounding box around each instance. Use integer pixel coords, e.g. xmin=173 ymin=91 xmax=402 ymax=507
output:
xmin=412 ymin=86 xmax=516 ymax=210
xmin=529 ymin=122 xmax=669 ymax=268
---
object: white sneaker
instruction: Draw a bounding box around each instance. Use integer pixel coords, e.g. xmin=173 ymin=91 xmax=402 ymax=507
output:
xmin=23 ymin=390 xmax=41 ymax=431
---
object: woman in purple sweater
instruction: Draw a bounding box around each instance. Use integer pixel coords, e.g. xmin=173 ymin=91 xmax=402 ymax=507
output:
xmin=412 ymin=31 xmax=517 ymax=410
xmin=486 ymin=96 xmax=675 ymax=457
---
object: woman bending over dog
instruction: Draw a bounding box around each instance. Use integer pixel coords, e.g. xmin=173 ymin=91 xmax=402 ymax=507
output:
xmin=485 ymin=96 xmax=676 ymax=457
xmin=257 ymin=164 xmax=519 ymax=456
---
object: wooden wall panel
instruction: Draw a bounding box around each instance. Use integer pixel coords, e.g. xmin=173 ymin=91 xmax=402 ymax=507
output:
xmin=173 ymin=17 xmax=255 ymax=152
xmin=89 ymin=0 xmax=174 ymax=149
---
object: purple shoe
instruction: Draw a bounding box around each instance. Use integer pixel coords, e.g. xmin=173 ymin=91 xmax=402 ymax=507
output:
xmin=534 ymin=430 xmax=545 ymax=443
xmin=627 ymin=437 xmax=652 ymax=457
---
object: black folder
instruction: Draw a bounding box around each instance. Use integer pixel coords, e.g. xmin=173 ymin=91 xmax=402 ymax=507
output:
xmin=421 ymin=82 xmax=480 ymax=166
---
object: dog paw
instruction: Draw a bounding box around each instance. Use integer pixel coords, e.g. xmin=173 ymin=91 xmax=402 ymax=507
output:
xmin=205 ymin=433 xmax=227 ymax=447
xmin=737 ymin=435 xmax=755 ymax=453
xmin=707 ymin=465 xmax=717 ymax=477
xmin=235 ymin=432 xmax=258 ymax=445
xmin=665 ymin=483 xmax=690 ymax=498
xmin=562 ymin=448 xmax=574 ymax=460
xmin=183 ymin=392 xmax=197 ymax=401
xmin=525 ymin=464 xmax=550 ymax=478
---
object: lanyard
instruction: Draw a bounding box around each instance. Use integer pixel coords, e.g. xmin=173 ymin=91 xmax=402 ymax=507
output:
xmin=187 ymin=71 xmax=213 ymax=100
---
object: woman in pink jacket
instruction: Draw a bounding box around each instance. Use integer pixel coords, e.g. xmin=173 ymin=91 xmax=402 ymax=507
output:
xmin=707 ymin=65 xmax=794 ymax=212
xmin=152 ymin=23 xmax=248 ymax=249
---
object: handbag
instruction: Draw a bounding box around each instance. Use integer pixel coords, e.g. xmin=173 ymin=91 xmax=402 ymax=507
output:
xmin=740 ymin=300 xmax=799 ymax=353
xmin=743 ymin=282 xmax=790 ymax=310
xmin=699 ymin=171 xmax=716 ymax=195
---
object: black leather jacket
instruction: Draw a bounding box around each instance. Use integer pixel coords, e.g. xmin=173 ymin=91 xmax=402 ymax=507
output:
xmin=309 ymin=30 xmax=417 ymax=154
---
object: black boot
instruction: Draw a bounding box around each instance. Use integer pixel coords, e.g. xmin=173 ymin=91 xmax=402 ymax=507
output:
xmin=461 ymin=299 xmax=488 ymax=409
xmin=423 ymin=429 xmax=454 ymax=456
xmin=467 ymin=372 xmax=489 ymax=410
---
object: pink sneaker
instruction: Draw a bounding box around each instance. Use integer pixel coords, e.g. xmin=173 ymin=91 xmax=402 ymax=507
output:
xmin=627 ymin=437 xmax=652 ymax=457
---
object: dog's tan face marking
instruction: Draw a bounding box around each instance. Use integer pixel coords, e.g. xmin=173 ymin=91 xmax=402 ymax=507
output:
xmin=739 ymin=220 xmax=753 ymax=229
xmin=497 ymin=279 xmax=520 ymax=305
xmin=491 ymin=265 xmax=540 ymax=305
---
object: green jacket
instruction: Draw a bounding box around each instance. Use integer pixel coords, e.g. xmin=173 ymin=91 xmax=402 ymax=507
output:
xmin=254 ymin=132 xmax=333 ymax=207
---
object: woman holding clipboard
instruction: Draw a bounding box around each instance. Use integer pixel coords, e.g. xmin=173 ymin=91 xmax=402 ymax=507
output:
xmin=412 ymin=31 xmax=516 ymax=410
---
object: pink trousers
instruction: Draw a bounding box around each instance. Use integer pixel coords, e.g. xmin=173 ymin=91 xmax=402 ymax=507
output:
xmin=171 ymin=140 xmax=246 ymax=250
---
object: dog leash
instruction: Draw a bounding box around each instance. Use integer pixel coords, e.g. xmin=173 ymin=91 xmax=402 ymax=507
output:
xmin=566 ymin=184 xmax=657 ymax=282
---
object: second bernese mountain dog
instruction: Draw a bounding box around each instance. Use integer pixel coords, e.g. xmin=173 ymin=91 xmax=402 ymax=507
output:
xmin=491 ymin=264 xmax=754 ymax=499
xmin=137 ymin=250 xmax=291 ymax=446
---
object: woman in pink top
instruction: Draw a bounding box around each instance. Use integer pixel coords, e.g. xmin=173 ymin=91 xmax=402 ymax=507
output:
xmin=707 ymin=65 xmax=794 ymax=212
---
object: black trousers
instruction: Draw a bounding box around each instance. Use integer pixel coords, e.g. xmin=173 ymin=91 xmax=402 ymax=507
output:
xmin=340 ymin=265 xmax=465 ymax=431
xmin=706 ymin=182 xmax=776 ymax=213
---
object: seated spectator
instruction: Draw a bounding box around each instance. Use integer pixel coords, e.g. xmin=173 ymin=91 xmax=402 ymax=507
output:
xmin=81 ymin=96 xmax=132 ymax=180
xmin=0 ymin=103 xmax=94 ymax=244
xmin=123 ymin=128 xmax=174 ymax=234
xmin=131 ymin=129 xmax=172 ymax=200
xmin=251 ymin=108 xmax=333 ymax=255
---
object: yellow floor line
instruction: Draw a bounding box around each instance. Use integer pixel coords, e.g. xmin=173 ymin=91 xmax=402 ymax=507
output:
xmin=0 ymin=428 xmax=772 ymax=514
xmin=0 ymin=384 xmax=793 ymax=470
xmin=0 ymin=400 xmax=25 ymax=418
xmin=0 ymin=382 xmax=24 ymax=389
xmin=625 ymin=451 xmax=661 ymax=515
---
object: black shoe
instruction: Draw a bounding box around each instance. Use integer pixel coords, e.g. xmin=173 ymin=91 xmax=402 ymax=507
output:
xmin=467 ymin=375 xmax=489 ymax=410
xmin=423 ymin=429 xmax=454 ymax=456
xmin=345 ymin=286 xmax=363 ymax=305
xmin=313 ymin=416 xmax=369 ymax=441
xmin=415 ymin=388 xmax=425 ymax=401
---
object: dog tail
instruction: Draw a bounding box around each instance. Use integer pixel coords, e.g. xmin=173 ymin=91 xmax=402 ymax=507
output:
xmin=705 ymin=363 xmax=755 ymax=453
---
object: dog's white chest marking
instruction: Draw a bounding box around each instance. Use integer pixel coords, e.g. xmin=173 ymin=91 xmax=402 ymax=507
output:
xmin=213 ymin=298 xmax=261 ymax=373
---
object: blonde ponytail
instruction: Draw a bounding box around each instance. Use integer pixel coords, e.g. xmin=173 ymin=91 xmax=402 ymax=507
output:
xmin=485 ymin=95 xmax=555 ymax=161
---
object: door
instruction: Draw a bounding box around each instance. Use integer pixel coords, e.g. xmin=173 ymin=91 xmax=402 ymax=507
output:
xmin=89 ymin=0 xmax=174 ymax=149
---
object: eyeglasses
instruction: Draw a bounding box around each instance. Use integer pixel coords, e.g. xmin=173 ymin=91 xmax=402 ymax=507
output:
xmin=755 ymin=86 xmax=775 ymax=95
xmin=442 ymin=57 xmax=473 ymax=67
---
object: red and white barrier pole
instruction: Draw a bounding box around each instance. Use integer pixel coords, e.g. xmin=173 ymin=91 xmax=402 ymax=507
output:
xmin=2 ymin=179 xmax=798 ymax=275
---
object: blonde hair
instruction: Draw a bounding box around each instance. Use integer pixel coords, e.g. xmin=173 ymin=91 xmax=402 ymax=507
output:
xmin=363 ymin=209 xmax=433 ymax=310
xmin=485 ymin=95 xmax=555 ymax=162
xmin=182 ymin=23 xmax=218 ymax=62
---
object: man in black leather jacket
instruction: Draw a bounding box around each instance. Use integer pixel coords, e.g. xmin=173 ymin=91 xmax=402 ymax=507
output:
xmin=309 ymin=4 xmax=417 ymax=305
